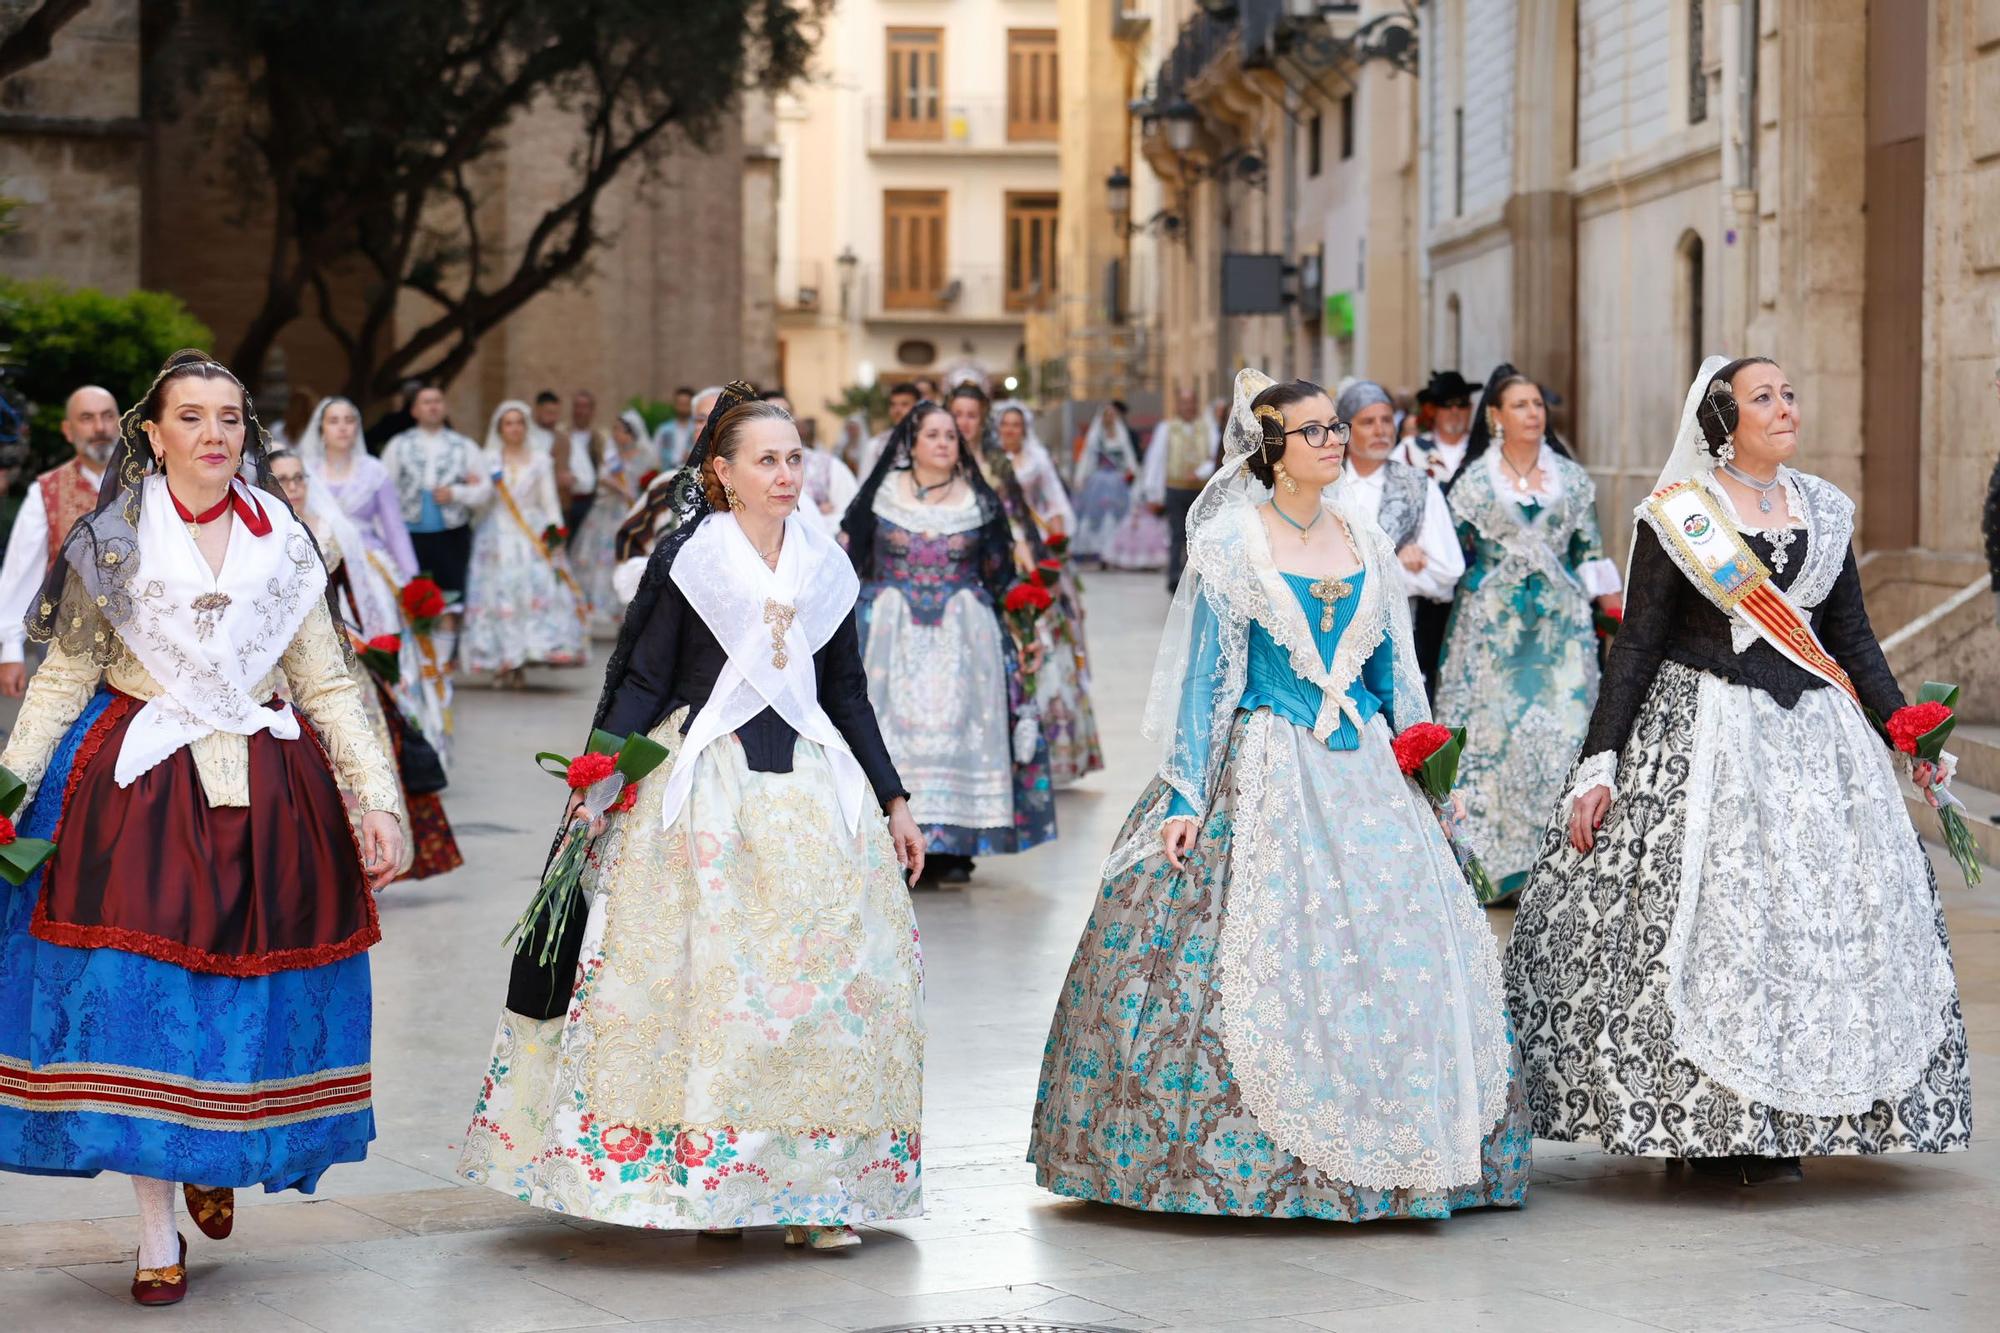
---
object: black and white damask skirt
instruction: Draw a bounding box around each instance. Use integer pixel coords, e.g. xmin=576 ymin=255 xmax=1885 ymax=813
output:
xmin=1503 ymin=661 xmax=1971 ymax=1157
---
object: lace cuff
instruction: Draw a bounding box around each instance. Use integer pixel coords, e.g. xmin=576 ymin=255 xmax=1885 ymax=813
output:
xmin=1577 ymin=558 xmax=1622 ymax=597
xmin=1567 ymin=750 xmax=1619 ymax=804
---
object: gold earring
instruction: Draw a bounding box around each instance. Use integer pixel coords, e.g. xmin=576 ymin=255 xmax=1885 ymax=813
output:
xmin=1272 ymin=459 xmax=1297 ymax=495
xmin=722 ymin=481 xmax=743 ymax=511
xmin=1487 ymin=411 xmax=1502 ymax=441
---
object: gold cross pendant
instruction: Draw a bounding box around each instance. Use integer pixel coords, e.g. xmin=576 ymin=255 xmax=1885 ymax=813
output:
xmin=762 ymin=599 xmax=797 ymax=669
xmin=1307 ymin=574 xmax=1350 ymax=633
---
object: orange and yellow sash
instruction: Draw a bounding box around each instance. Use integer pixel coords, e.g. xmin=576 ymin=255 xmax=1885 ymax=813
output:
xmin=1641 ymin=479 xmax=1857 ymax=704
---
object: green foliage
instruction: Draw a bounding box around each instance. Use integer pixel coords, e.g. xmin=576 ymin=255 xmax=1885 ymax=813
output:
xmin=0 ymin=280 xmax=213 ymax=473
xmin=625 ymin=396 xmax=673 ymax=435
xmin=827 ymin=382 xmax=889 ymax=430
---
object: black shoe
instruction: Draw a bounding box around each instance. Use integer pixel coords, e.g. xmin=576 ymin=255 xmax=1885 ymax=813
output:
xmin=930 ymin=854 xmax=973 ymax=885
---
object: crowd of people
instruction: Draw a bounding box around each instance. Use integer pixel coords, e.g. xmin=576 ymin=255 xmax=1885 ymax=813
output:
xmin=0 ymin=345 xmax=1970 ymax=1302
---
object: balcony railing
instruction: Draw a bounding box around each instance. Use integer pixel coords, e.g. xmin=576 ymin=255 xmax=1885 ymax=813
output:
xmin=865 ymin=97 xmax=1059 ymax=155
xmin=853 ymin=263 xmax=1047 ymax=324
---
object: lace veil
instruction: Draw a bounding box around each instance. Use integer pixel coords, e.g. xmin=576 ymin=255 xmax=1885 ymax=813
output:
xmin=295 ymin=396 xmax=369 ymax=465
xmin=1626 ymin=353 xmax=1732 ymax=588
xmin=1103 ymin=368 xmax=1432 ymax=877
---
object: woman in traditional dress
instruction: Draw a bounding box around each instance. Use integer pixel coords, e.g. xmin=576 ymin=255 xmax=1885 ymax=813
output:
xmin=269 ymin=450 xmax=462 ymax=882
xmin=0 ymin=351 xmax=404 ymax=1305
xmin=1029 ymin=369 xmax=1528 ymax=1219
xmin=845 ymin=402 xmax=1058 ymax=886
xmin=458 ymin=386 xmax=924 ymax=1249
xmin=1433 ymin=365 xmax=1622 ymax=903
xmin=1070 ymin=401 xmax=1139 ymax=564
xmin=1505 ymin=355 xmax=1971 ymax=1183
xmin=460 ymin=400 xmax=586 ymax=685
xmin=1102 ymin=444 xmax=1171 ymax=572
xmin=574 ymin=409 xmax=653 ymax=632
xmin=297 ymin=396 xmax=420 ymax=581
xmin=996 ymin=401 xmax=1104 ymax=787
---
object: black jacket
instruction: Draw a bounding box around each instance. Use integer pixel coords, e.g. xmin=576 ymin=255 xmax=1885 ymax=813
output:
xmin=1582 ymin=521 xmax=1905 ymax=759
xmin=597 ymin=569 xmax=907 ymax=809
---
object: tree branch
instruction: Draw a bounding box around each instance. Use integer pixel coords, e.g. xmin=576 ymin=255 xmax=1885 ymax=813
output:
xmin=0 ymin=0 xmax=91 ymax=82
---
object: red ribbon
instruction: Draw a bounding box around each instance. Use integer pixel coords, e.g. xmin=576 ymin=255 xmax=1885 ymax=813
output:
xmin=169 ymin=481 xmax=272 ymax=537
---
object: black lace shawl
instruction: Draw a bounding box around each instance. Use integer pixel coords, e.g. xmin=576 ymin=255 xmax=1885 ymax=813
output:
xmin=840 ymin=402 xmax=1015 ymax=607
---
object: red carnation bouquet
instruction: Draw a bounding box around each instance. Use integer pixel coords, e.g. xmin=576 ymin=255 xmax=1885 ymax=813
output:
xmin=1392 ymin=722 xmax=1501 ymax=903
xmin=1044 ymin=532 xmax=1070 ymax=562
xmin=357 ymin=633 xmax=402 ymax=686
xmin=1003 ymin=574 xmax=1055 ymax=698
xmin=0 ymin=765 xmax=57 ymax=886
xmin=505 ymin=729 xmax=672 ymax=967
xmin=542 ymin=523 xmax=570 ymax=553
xmin=1883 ymin=682 xmax=1979 ymax=885
xmin=401 ymin=575 xmax=449 ymax=634
xmin=1593 ymin=603 xmax=1622 ymax=642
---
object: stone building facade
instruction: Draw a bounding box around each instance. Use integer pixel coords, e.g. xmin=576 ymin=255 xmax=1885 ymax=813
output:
xmin=1 ymin=2 xmax=775 ymax=425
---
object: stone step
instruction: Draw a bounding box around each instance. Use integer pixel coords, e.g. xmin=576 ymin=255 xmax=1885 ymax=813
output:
xmin=1904 ymin=771 xmax=2000 ymax=874
xmin=1950 ymin=722 xmax=2000 ymax=793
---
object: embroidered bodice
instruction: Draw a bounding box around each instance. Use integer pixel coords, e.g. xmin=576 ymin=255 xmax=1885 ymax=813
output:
xmin=1 ymin=588 xmax=402 ymax=817
xmin=1167 ymin=571 xmax=1394 ymax=819
xmin=861 ymin=480 xmax=994 ymax=626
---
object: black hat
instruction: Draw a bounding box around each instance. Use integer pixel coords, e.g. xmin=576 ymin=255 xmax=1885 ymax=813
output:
xmin=1423 ymin=369 xmax=1476 ymax=405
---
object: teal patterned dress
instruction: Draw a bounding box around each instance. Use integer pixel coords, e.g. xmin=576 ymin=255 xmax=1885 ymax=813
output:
xmin=1435 ymin=449 xmax=1616 ymax=902
xmin=1029 ymin=556 xmax=1529 ymax=1221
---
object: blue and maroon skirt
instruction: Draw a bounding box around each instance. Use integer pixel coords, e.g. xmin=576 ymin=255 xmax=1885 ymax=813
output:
xmin=0 ymin=688 xmax=378 ymax=1192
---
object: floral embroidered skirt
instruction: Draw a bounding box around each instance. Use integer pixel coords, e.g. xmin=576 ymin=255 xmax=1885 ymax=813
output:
xmin=1103 ymin=502 xmax=1169 ymax=571
xmin=1038 ymin=583 xmax=1104 ymax=788
xmin=1029 ymin=708 xmax=1530 ymax=1221
xmin=459 ymin=727 xmax=924 ymax=1229
xmin=460 ymin=515 xmax=586 ymax=675
xmin=1435 ymin=573 xmax=1600 ymax=900
xmin=0 ymin=691 xmax=376 ymax=1191
xmin=572 ymin=490 xmax=628 ymax=633
xmin=1070 ymin=467 xmax=1131 ymax=561
xmin=1505 ymin=662 xmax=1972 ymax=1157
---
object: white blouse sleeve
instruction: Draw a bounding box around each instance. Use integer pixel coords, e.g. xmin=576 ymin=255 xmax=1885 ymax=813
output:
xmin=1402 ymin=480 xmax=1466 ymax=603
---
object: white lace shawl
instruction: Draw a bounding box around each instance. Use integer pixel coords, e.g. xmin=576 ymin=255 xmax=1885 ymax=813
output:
xmin=660 ymin=511 xmax=867 ymax=833
xmin=116 ymin=474 xmax=326 ymax=786
xmin=1105 ymin=369 xmax=1430 ymax=878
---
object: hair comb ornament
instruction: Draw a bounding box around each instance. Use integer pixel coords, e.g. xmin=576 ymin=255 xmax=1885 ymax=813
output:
xmin=1253 ymin=405 xmax=1285 ymax=429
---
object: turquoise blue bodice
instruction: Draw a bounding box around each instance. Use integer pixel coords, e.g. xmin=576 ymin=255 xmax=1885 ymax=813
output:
xmin=1168 ymin=570 xmax=1393 ymax=819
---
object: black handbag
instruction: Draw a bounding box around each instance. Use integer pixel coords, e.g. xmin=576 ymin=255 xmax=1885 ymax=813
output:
xmin=396 ymin=722 xmax=449 ymax=796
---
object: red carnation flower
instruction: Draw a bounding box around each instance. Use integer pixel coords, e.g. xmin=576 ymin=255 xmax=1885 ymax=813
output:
xmin=401 ymin=577 xmax=447 ymax=621
xmin=0 ymin=814 xmax=15 ymax=846
xmin=1003 ymin=582 xmax=1053 ymax=614
xmin=365 ymin=634 xmax=401 ymax=655
xmin=565 ymin=752 xmax=618 ymax=790
xmin=1391 ymin=722 xmax=1455 ymax=777
xmin=1886 ymin=701 xmax=1954 ymax=756
xmin=608 ymin=783 xmax=639 ymax=815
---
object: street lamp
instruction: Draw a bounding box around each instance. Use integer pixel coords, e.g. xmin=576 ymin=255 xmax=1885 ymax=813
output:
xmin=1106 ymin=167 xmax=1132 ymax=221
xmin=1162 ymin=98 xmax=1199 ymax=153
xmin=836 ymin=246 xmax=858 ymax=319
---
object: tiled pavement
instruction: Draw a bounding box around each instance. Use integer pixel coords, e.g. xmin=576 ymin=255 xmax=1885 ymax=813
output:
xmin=2 ymin=572 xmax=1995 ymax=1332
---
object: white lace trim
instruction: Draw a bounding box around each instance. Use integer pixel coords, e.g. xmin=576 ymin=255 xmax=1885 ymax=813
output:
xmin=1664 ymin=671 xmax=1955 ymax=1116
xmin=1567 ymin=750 xmax=1619 ymax=804
xmin=1216 ymin=714 xmax=1513 ymax=1190
xmin=871 ymin=473 xmax=987 ymax=536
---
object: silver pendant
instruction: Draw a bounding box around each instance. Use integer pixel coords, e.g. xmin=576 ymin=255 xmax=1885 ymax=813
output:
xmin=1758 ymin=494 xmax=1773 ymax=513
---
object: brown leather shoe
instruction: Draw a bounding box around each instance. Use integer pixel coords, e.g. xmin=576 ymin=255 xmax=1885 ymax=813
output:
xmin=182 ymin=1184 xmax=234 ymax=1240
xmin=131 ymin=1233 xmax=187 ymax=1306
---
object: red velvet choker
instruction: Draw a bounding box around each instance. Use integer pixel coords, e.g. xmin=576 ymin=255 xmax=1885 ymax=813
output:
xmin=169 ymin=482 xmax=272 ymax=537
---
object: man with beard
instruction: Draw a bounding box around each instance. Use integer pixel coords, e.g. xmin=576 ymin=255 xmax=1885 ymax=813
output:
xmin=0 ymin=386 xmax=120 ymax=696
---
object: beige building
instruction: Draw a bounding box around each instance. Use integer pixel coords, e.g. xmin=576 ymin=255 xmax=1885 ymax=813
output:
xmin=1417 ymin=0 xmax=2000 ymax=725
xmin=1042 ymin=1 xmax=1424 ymax=428
xmin=774 ymin=0 xmax=1063 ymax=444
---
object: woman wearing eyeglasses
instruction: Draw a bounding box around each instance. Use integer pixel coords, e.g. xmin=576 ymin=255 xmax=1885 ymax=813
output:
xmin=1433 ymin=365 xmax=1622 ymax=904
xmin=1028 ymin=371 xmax=1528 ymax=1222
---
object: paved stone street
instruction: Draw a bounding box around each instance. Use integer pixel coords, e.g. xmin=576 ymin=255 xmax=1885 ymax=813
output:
xmin=2 ymin=570 xmax=1996 ymax=1332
